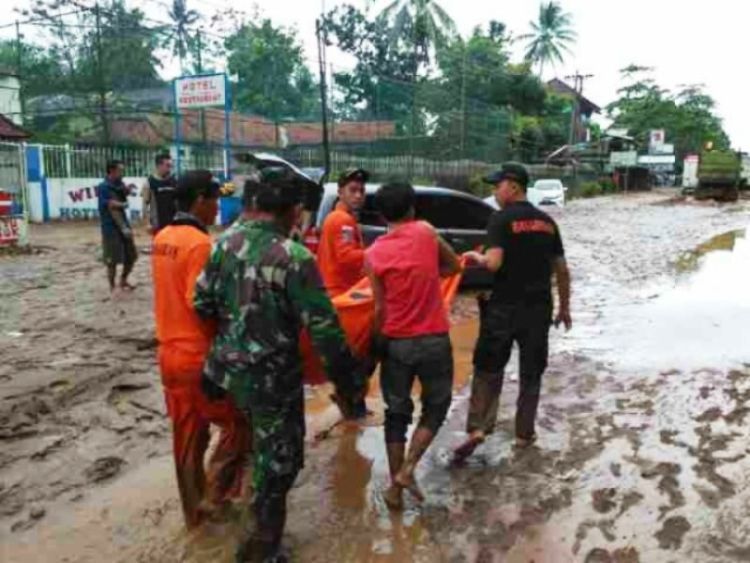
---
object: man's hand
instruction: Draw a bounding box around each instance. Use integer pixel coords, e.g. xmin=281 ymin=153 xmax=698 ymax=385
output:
xmin=554 ymin=307 xmax=572 ymax=331
xmin=121 ymin=227 xmax=134 ymax=239
xmin=462 ymin=250 xmax=485 ymax=265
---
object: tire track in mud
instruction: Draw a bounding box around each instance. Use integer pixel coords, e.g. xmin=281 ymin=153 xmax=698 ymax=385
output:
xmin=1 ymin=225 xmax=166 ymax=537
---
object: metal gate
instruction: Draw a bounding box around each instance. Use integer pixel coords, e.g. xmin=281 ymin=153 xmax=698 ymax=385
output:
xmin=0 ymin=142 xmax=28 ymax=246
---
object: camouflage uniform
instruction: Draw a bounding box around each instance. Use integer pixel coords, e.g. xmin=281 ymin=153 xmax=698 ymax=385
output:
xmin=194 ymin=218 xmax=361 ymax=546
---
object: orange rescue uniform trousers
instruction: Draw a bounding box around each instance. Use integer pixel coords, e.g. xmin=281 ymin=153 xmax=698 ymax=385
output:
xmin=159 ymin=346 xmax=251 ymax=528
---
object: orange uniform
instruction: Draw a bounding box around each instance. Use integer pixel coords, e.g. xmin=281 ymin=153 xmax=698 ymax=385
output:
xmin=152 ymin=216 xmax=250 ymax=527
xmin=317 ymin=202 xmax=365 ymax=297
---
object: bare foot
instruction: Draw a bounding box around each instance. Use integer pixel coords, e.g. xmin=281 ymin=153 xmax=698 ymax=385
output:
xmin=515 ymin=435 xmax=537 ymax=449
xmin=383 ymin=484 xmax=404 ymax=511
xmin=394 ymin=471 xmax=424 ymax=502
xmin=120 ymin=282 xmax=137 ymax=292
xmin=453 ymin=431 xmax=486 ymax=463
xmin=197 ymin=498 xmax=232 ymax=522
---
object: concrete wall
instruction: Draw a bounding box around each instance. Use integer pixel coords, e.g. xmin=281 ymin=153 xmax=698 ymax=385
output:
xmin=0 ymin=74 xmax=22 ymax=126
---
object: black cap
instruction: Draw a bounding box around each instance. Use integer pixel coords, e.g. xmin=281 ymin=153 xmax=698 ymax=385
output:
xmin=338 ymin=168 xmax=370 ymax=188
xmin=484 ymin=162 xmax=530 ymax=187
xmin=254 ymin=167 xmax=306 ymax=212
xmin=176 ymin=170 xmax=220 ymax=205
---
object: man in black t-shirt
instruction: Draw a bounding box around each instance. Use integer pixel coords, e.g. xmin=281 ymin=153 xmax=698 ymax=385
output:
xmin=141 ymin=153 xmax=177 ymax=235
xmin=454 ymin=162 xmax=572 ymax=461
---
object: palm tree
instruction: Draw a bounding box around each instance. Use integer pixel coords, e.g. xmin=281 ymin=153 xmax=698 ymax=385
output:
xmin=164 ymin=0 xmax=200 ymax=72
xmin=522 ymin=1 xmax=576 ymax=78
xmin=375 ymin=0 xmax=457 ymax=65
xmin=372 ymin=0 xmax=457 ymax=173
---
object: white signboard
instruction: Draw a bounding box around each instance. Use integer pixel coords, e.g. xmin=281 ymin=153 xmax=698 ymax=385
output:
xmin=638 ymin=155 xmax=676 ymax=165
xmin=175 ymin=74 xmax=227 ymax=109
xmin=650 ymin=129 xmax=665 ymax=146
xmin=610 ymin=151 xmax=638 ymax=167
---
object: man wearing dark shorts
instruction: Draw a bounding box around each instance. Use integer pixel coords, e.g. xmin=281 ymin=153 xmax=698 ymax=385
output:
xmin=98 ymin=160 xmax=138 ymax=292
xmin=365 ymin=182 xmax=461 ymax=509
xmin=454 ymin=162 xmax=572 ymax=461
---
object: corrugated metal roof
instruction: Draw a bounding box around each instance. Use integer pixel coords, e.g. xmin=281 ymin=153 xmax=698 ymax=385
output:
xmin=0 ymin=114 xmax=30 ymax=140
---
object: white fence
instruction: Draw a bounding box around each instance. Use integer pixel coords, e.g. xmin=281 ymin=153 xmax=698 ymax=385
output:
xmin=42 ymin=144 xmax=227 ymax=179
xmin=27 ymin=143 xmax=230 ymax=223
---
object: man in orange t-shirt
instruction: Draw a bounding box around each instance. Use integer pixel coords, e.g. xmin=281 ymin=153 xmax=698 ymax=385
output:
xmin=152 ymin=170 xmax=250 ymax=528
xmin=317 ymin=168 xmax=369 ymax=298
xmin=316 ymin=169 xmax=372 ymax=417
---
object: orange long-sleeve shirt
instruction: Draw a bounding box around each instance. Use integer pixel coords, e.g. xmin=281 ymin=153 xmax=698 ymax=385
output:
xmin=152 ymin=219 xmax=215 ymax=359
xmin=317 ymin=202 xmax=365 ymax=298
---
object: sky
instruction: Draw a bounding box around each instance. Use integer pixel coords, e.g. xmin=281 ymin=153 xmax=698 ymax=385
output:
xmin=3 ymin=0 xmax=748 ymax=149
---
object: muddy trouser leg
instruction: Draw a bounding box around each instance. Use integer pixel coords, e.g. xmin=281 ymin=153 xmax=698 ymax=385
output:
xmin=166 ymin=387 xmax=211 ymax=528
xmin=201 ymin=394 xmax=253 ymax=503
xmin=515 ymin=302 xmax=552 ymax=440
xmin=121 ymin=235 xmax=138 ymax=282
xmin=468 ymin=302 xmax=516 ymax=434
xmin=243 ymin=399 xmax=304 ymax=559
xmin=414 ymin=334 xmax=454 ymax=435
xmin=381 ymin=339 xmax=418 ymax=445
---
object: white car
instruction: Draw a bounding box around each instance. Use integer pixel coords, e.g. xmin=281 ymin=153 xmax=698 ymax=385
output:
xmin=483 ymin=178 xmax=567 ymax=210
xmin=528 ymin=179 xmax=567 ymax=208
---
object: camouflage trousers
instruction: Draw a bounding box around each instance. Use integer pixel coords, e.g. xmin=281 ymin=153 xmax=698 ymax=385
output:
xmin=245 ymin=394 xmax=305 ymax=539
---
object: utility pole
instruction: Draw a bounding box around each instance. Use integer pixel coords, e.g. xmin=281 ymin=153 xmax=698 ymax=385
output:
xmin=565 ymin=71 xmax=593 ymax=148
xmin=15 ymin=21 xmax=25 ymax=125
xmin=460 ymin=42 xmax=467 ymax=159
xmin=196 ymin=30 xmax=207 ymax=147
xmin=316 ymin=18 xmax=331 ymax=183
xmin=94 ymin=3 xmax=110 ymax=145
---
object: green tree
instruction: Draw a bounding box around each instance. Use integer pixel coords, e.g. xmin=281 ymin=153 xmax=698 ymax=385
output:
xmin=424 ymin=24 xmax=547 ymax=160
xmin=607 ymin=65 xmax=730 ymax=158
xmin=225 ymin=19 xmax=318 ymax=122
xmin=522 ymin=1 xmax=576 ymax=77
xmin=322 ymin=4 xmax=417 ymax=126
xmin=374 ymin=0 xmax=457 ymax=162
xmin=82 ymin=1 xmax=162 ymax=91
xmin=0 ymin=40 xmax=67 ymax=99
xmin=375 ymin=0 xmax=457 ymax=66
xmin=26 ymin=0 xmax=161 ymax=93
xmin=20 ymin=0 xmax=162 ymax=142
xmin=163 ymin=0 xmax=201 ymax=73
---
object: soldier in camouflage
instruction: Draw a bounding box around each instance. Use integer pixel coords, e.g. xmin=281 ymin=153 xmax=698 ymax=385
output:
xmin=194 ymin=173 xmax=363 ymax=563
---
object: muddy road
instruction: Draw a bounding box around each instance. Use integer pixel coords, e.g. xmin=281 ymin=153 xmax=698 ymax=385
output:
xmin=1 ymin=190 xmax=750 ymax=562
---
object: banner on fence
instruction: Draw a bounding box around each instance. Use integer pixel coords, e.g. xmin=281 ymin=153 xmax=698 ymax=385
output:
xmin=51 ymin=177 xmax=145 ymax=222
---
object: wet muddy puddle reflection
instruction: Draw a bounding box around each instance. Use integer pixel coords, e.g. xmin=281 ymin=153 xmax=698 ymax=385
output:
xmin=568 ymin=228 xmax=750 ymax=371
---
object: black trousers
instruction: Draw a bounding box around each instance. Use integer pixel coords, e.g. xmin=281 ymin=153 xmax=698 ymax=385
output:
xmin=468 ymin=297 xmax=551 ymax=439
xmin=380 ymin=334 xmax=453 ymax=444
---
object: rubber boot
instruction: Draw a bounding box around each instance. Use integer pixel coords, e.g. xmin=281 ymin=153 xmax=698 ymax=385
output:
xmin=383 ymin=442 xmax=405 ymax=510
xmin=394 ymin=427 xmax=435 ymax=502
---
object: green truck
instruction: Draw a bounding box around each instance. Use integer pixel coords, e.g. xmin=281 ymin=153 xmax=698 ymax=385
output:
xmin=694 ymin=150 xmax=745 ymax=202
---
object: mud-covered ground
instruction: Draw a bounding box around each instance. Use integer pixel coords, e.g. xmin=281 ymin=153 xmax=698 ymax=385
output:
xmin=2 ymin=190 xmax=750 ymax=563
